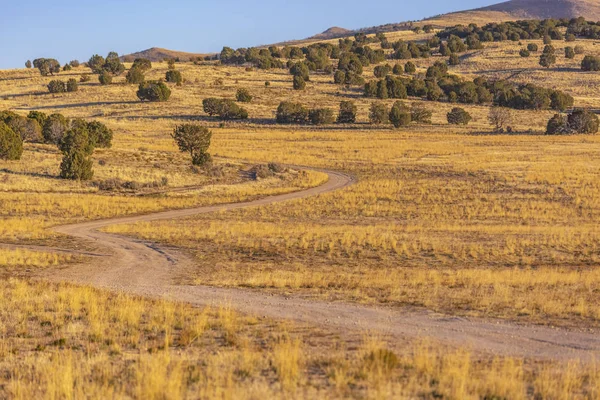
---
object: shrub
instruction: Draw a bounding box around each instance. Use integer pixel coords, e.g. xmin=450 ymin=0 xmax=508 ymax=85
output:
xmin=63 ymin=64 xmax=72 ymax=72
xmin=374 ymin=64 xmax=392 ymax=78
xmin=293 ymin=75 xmax=306 ymax=90
xmin=276 ymin=102 xmax=309 ymax=124
xmin=565 ymin=33 xmax=576 ymax=42
xmin=47 ymin=80 xmax=66 ymax=93
xmin=165 ymin=70 xmax=183 ymax=86
xmin=519 ymin=49 xmax=531 ymax=57
xmin=69 ymin=60 xmax=80 ymax=68
xmin=87 ymin=54 xmax=106 ymax=74
xmin=369 ymin=103 xmax=389 ymax=124
xmin=203 ymin=98 xmax=222 ymax=116
xmin=289 ymin=62 xmax=310 ymax=81
xmin=565 ymin=47 xmax=575 ymax=59
xmin=33 ymin=58 xmax=60 ymax=76
xmin=43 ymin=113 xmax=69 ymax=144
xmin=103 ymin=52 xmax=125 ymax=76
xmin=172 ymin=124 xmax=212 ymax=166
xmin=449 ymin=53 xmax=460 ymax=65
xmin=546 ymin=114 xmax=569 ymax=135
xmin=25 ymin=60 xmax=32 ymax=69
xmin=447 ymin=107 xmax=472 ymax=125
xmin=488 ymin=107 xmax=512 ymax=132
xmin=410 ymin=103 xmax=432 ymax=124
xmin=582 ymin=55 xmax=600 ymax=71
xmin=265 ymin=81 xmax=271 ymax=87
xmin=126 ymin=68 xmax=145 ymax=84
xmin=527 ymin=43 xmax=539 ymax=52
xmin=574 ymin=45 xmax=584 ymax=55
xmin=550 ymin=91 xmax=574 ymax=112
xmin=543 ymin=35 xmax=552 ymax=45
xmin=87 ymin=121 xmax=113 ymax=148
xmin=137 ymin=81 xmax=171 ymax=102
xmin=131 ymin=58 xmax=152 ymax=72
xmin=66 ymin=78 xmax=78 ymax=92
xmin=98 ymin=72 xmax=113 ymax=85
xmin=9 ymin=117 xmax=42 ymax=143
xmin=0 ymin=122 xmax=23 ymax=160
xmin=539 ymin=45 xmax=556 ymax=68
xmin=334 ymin=70 xmax=346 ymax=84
xmin=389 ymin=101 xmax=411 ymax=128
xmin=27 ymin=111 xmax=47 ymax=128
xmin=404 ymin=62 xmax=416 ymax=74
xmin=60 ymin=150 xmax=94 ymax=180
xmin=568 ymin=108 xmax=599 ymax=134
xmin=308 ymin=108 xmax=335 ymax=125
xmin=337 ymin=101 xmax=357 ymax=124
xmin=80 ymin=74 xmax=91 ymax=83
xmin=236 ymin=88 xmax=253 ymax=103
xmin=216 ymin=100 xmax=248 ymax=120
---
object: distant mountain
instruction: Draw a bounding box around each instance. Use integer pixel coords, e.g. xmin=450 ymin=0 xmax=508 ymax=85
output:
xmin=120 ymin=47 xmax=210 ymax=62
xmin=308 ymin=27 xmax=353 ymax=40
xmin=472 ymin=0 xmax=600 ymax=20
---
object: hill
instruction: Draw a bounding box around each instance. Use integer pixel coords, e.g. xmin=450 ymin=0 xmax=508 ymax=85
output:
xmin=120 ymin=47 xmax=210 ymax=62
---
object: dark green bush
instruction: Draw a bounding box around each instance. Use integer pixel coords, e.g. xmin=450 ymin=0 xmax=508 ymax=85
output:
xmin=289 ymin=62 xmax=310 ymax=81
xmin=0 ymin=122 xmax=23 ymax=160
xmin=568 ymin=108 xmax=599 ymax=133
xmin=449 ymin=53 xmax=460 ymax=65
xmin=565 ymin=47 xmax=575 ymax=59
xmin=293 ymin=75 xmax=306 ymax=90
xmin=165 ymin=70 xmax=183 ymax=86
xmin=334 ymin=70 xmax=346 ymax=84
xmin=70 ymin=60 xmax=80 ymax=68
xmin=582 ymin=55 xmax=600 ymax=71
xmin=308 ymin=108 xmax=335 ymax=125
xmin=447 ymin=107 xmax=472 ymax=125
xmin=66 ymin=79 xmax=78 ymax=92
xmin=33 ymin=58 xmax=60 ymax=76
xmin=60 ymin=150 xmax=94 ymax=180
xmin=48 ymin=80 xmax=66 ymax=93
xmin=172 ymin=124 xmax=212 ymax=166
xmin=519 ymin=49 xmax=531 ymax=57
xmin=527 ymin=43 xmax=539 ymax=52
xmin=404 ymin=62 xmax=416 ymax=74
xmin=389 ymin=101 xmax=411 ymax=128
xmin=136 ymin=81 xmax=171 ymax=102
xmin=337 ymin=101 xmax=357 ymax=124
xmin=369 ymin=102 xmax=389 ymax=124
xmin=131 ymin=58 xmax=152 ymax=72
xmin=203 ymin=98 xmax=222 ymax=116
xmin=27 ymin=111 xmax=47 ymax=128
xmin=374 ymin=64 xmax=392 ymax=78
xmin=87 ymin=121 xmax=113 ymax=148
xmin=276 ymin=102 xmax=309 ymax=124
xmin=126 ymin=68 xmax=145 ymax=84
xmin=98 ymin=72 xmax=113 ymax=85
xmin=25 ymin=60 xmax=32 ymax=69
xmin=87 ymin=55 xmax=106 ymax=74
xmin=236 ymin=88 xmax=253 ymax=103
xmin=217 ymin=100 xmax=248 ymax=120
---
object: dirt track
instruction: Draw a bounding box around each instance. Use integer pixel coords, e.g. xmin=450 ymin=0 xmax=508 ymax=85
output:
xmin=18 ymin=168 xmax=599 ymax=362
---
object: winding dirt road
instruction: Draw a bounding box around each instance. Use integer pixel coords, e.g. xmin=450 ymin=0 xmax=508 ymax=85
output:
xmin=21 ymin=168 xmax=600 ymax=362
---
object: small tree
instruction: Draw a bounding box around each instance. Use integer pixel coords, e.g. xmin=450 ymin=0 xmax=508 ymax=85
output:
xmin=568 ymin=109 xmax=599 ymax=134
xmin=34 ymin=58 xmax=60 ymax=76
xmin=546 ymin=114 xmax=569 ymax=135
xmin=411 ymin=102 xmax=432 ymax=124
xmin=447 ymin=107 xmax=472 ymax=125
xmin=217 ymin=100 xmax=248 ymax=120
xmin=527 ymin=43 xmax=538 ymax=52
xmin=63 ymin=64 xmax=72 ymax=72
xmin=165 ymin=70 xmax=183 ymax=86
xmin=59 ymin=120 xmax=94 ymax=180
xmin=42 ymin=113 xmax=69 ymax=144
xmin=543 ymin=35 xmax=552 ymax=45
xmin=98 ymin=71 xmax=113 ymax=85
xmin=565 ymin=47 xmax=575 ymax=59
xmin=137 ymin=81 xmax=171 ymax=102
xmin=70 ymin=60 xmax=80 ymax=68
xmin=404 ymin=62 xmax=416 ymax=74
xmin=488 ymin=107 xmax=512 ymax=132
xmin=172 ymin=124 xmax=212 ymax=166
xmin=369 ymin=103 xmax=389 ymax=124
xmin=25 ymin=60 xmax=32 ymax=69
xmin=87 ymin=121 xmax=113 ymax=148
xmin=374 ymin=64 xmax=392 ymax=78
xmin=126 ymin=68 xmax=145 ymax=84
xmin=80 ymin=74 xmax=91 ymax=83
xmin=550 ymin=91 xmax=574 ymax=112
xmin=132 ymin=58 xmax=152 ymax=72
xmin=203 ymin=98 xmax=222 ymax=116
xmin=0 ymin=122 xmax=23 ymax=160
xmin=60 ymin=150 xmax=94 ymax=180
xmin=5 ymin=115 xmax=42 ymax=143
xmin=293 ymin=75 xmax=306 ymax=90
xmin=66 ymin=78 xmax=78 ymax=92
xmin=389 ymin=101 xmax=411 ymax=128
xmin=236 ymin=88 xmax=253 ymax=103
xmin=539 ymin=45 xmax=556 ymax=68
xmin=519 ymin=49 xmax=531 ymax=57
xmin=337 ymin=101 xmax=357 ymax=124
xmin=167 ymin=59 xmax=176 ymax=70
xmin=88 ymin=54 xmax=106 ymax=74
xmin=449 ymin=53 xmax=460 ymax=66
xmin=308 ymin=108 xmax=335 ymax=125
xmin=582 ymin=55 xmax=600 ymax=71
xmin=27 ymin=111 xmax=47 ymax=129
xmin=290 ymin=62 xmax=310 ymax=81
xmin=276 ymin=102 xmax=309 ymax=124
xmin=48 ymin=80 xmax=66 ymax=94
xmin=334 ymin=70 xmax=346 ymax=84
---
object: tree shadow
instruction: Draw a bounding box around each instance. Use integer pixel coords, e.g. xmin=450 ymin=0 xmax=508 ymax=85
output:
xmin=0 ymin=168 xmax=60 ymax=180
xmin=17 ymin=101 xmax=139 ymax=110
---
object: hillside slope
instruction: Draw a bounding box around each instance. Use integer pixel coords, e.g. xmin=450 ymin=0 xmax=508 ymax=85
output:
xmin=120 ymin=47 xmax=210 ymax=62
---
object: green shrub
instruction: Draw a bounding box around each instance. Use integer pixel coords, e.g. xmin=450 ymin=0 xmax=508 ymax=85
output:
xmin=333 ymin=70 xmax=346 ymax=84
xmin=582 ymin=55 xmax=600 ymax=71
xmin=126 ymin=68 xmax=145 ymax=84
xmin=136 ymin=81 xmax=171 ymax=102
xmin=63 ymin=64 xmax=72 ymax=72
xmin=546 ymin=114 xmax=569 ymax=135
xmin=87 ymin=121 xmax=113 ymax=148
xmin=0 ymin=122 xmax=23 ymax=160
xmin=236 ymin=88 xmax=253 ymax=103
xmin=374 ymin=64 xmax=392 ymax=78
xmin=165 ymin=70 xmax=183 ymax=86
xmin=33 ymin=58 xmax=60 ymax=76
xmin=519 ymin=49 xmax=530 ymax=57
xmin=98 ymin=72 xmax=113 ymax=85
xmin=289 ymin=62 xmax=310 ymax=81
xmin=565 ymin=47 xmax=575 ymax=59
xmin=337 ymin=101 xmax=357 ymax=124
xmin=276 ymin=102 xmax=309 ymax=124
xmin=66 ymin=79 xmax=78 ymax=92
xmin=80 ymin=74 xmax=91 ymax=83
xmin=48 ymin=80 xmax=66 ymax=93
xmin=1 ymin=113 xmax=42 ymax=143
xmin=293 ymin=75 xmax=306 ymax=90
xmin=70 ymin=60 xmax=80 ymax=68
xmin=217 ymin=100 xmax=248 ymax=120
xmin=449 ymin=53 xmax=460 ymax=65
xmin=60 ymin=150 xmax=94 ymax=180
xmin=87 ymin=54 xmax=106 ymax=74
xmin=131 ymin=58 xmax=152 ymax=72
xmin=410 ymin=103 xmax=432 ymax=124
xmin=27 ymin=111 xmax=47 ymax=128
xmin=103 ymin=52 xmax=125 ymax=76
xmin=43 ymin=113 xmax=69 ymax=144
xmin=404 ymin=62 xmax=416 ymax=74
xmin=308 ymin=108 xmax=335 ymax=125
xmin=172 ymin=124 xmax=212 ymax=166
xmin=568 ymin=108 xmax=599 ymax=134
xmin=447 ymin=107 xmax=472 ymax=125
xmin=539 ymin=45 xmax=556 ymax=68
xmin=369 ymin=102 xmax=389 ymax=124
xmin=25 ymin=60 xmax=32 ymax=69
xmin=550 ymin=91 xmax=574 ymax=112
xmin=203 ymin=98 xmax=222 ymax=116
xmin=527 ymin=43 xmax=538 ymax=52
xmin=389 ymin=101 xmax=411 ymax=128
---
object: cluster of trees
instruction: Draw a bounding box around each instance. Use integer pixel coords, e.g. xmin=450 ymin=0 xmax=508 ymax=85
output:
xmin=438 ymin=19 xmax=570 ymax=43
xmin=126 ymin=58 xmax=153 ymax=84
xmin=202 ymin=98 xmax=248 ymax=120
xmin=369 ymin=101 xmax=433 ymax=127
xmin=0 ymin=110 xmax=112 ymax=179
xmin=275 ymin=101 xmax=357 ymax=125
xmin=365 ymin=62 xmax=574 ymax=112
xmin=47 ymin=79 xmax=78 ymax=93
xmin=220 ymin=46 xmax=285 ymax=70
xmin=137 ymin=81 xmax=171 ymax=102
xmin=33 ymin=58 xmax=61 ymax=76
xmin=88 ymin=52 xmax=126 ymax=84
xmin=546 ymin=109 xmax=599 ymax=135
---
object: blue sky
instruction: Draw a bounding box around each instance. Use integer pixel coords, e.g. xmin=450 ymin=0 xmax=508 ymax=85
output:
xmin=0 ymin=0 xmax=497 ymax=69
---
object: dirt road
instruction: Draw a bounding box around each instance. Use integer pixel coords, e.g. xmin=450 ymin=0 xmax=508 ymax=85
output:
xmin=23 ymin=168 xmax=600 ymax=362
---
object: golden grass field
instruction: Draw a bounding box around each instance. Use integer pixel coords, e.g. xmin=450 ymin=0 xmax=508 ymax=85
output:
xmin=2 ymin=29 xmax=600 ymax=398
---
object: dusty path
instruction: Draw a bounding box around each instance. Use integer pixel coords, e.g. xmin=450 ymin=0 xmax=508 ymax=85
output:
xmin=20 ymin=168 xmax=599 ymax=362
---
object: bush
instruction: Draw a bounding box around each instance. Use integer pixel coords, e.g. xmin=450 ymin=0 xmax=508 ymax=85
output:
xmin=33 ymin=58 xmax=60 ymax=76
xmin=308 ymin=108 xmax=335 ymax=125
xmin=1 ymin=113 xmax=42 ymax=143
xmin=527 ymin=43 xmax=539 ymax=52
xmin=203 ymin=98 xmax=222 ymax=116
xmin=137 ymin=81 xmax=171 ymax=102
xmin=488 ymin=107 xmax=512 ymax=132
xmin=66 ymin=78 xmax=78 ymax=92
xmin=565 ymin=46 xmax=575 ymax=59
xmin=43 ymin=113 xmax=69 ymax=144
xmin=334 ymin=70 xmax=346 ymax=84
xmin=80 ymin=74 xmax=91 ymax=83
xmin=131 ymin=58 xmax=152 ymax=72
xmin=519 ymin=49 xmax=531 ymax=57
xmin=25 ymin=60 xmax=32 ymax=69
xmin=582 ymin=55 xmax=600 ymax=71
xmin=449 ymin=53 xmax=460 ymax=65
xmin=98 ymin=72 xmax=113 ymax=85
xmin=410 ymin=103 xmax=432 ymax=124
xmin=70 ymin=60 xmax=80 ymax=68
xmin=404 ymin=62 xmax=416 ymax=74
xmin=236 ymin=88 xmax=253 ymax=103
xmin=87 ymin=54 xmax=106 ymax=74
xmin=369 ymin=103 xmax=389 ymax=124
xmin=337 ymin=101 xmax=357 ymax=124
xmin=289 ymin=62 xmax=310 ymax=81
xmin=565 ymin=33 xmax=576 ymax=42
xmin=374 ymin=64 xmax=392 ymax=78
xmin=216 ymin=100 xmax=248 ymax=120
xmin=550 ymin=91 xmax=574 ymax=112
xmin=103 ymin=52 xmax=125 ymax=76
xmin=276 ymin=102 xmax=309 ymax=124
xmin=539 ymin=45 xmax=556 ymax=68
xmin=389 ymin=101 xmax=411 ymax=128
xmin=165 ymin=70 xmax=183 ymax=86
xmin=60 ymin=150 xmax=94 ymax=180
xmin=546 ymin=114 xmax=569 ymax=135
xmin=87 ymin=121 xmax=113 ymax=148
xmin=171 ymin=124 xmax=212 ymax=166
xmin=27 ymin=111 xmax=47 ymax=128
xmin=126 ymin=68 xmax=145 ymax=84
xmin=543 ymin=35 xmax=552 ymax=45
xmin=568 ymin=108 xmax=599 ymax=134
xmin=47 ymin=80 xmax=66 ymax=93
xmin=293 ymin=75 xmax=306 ymax=90
xmin=447 ymin=107 xmax=472 ymax=125
xmin=574 ymin=45 xmax=584 ymax=55
xmin=63 ymin=64 xmax=72 ymax=72
xmin=0 ymin=122 xmax=23 ymax=160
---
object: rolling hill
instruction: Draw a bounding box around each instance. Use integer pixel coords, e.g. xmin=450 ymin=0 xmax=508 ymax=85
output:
xmin=120 ymin=47 xmax=211 ymax=62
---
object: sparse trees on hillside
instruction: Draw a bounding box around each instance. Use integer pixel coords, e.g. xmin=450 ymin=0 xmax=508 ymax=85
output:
xmin=172 ymin=124 xmax=212 ymax=166
xmin=546 ymin=109 xmax=599 ymax=135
